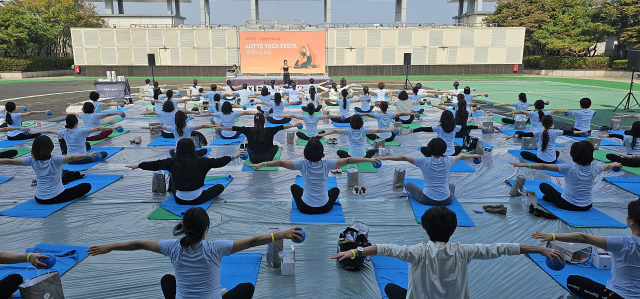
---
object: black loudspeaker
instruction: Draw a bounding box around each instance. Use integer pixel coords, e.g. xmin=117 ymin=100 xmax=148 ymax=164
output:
xmin=147 ymin=54 xmax=156 ymax=67
xmin=404 ymin=53 xmax=411 ymax=66
xmin=628 ymin=50 xmax=640 ymax=71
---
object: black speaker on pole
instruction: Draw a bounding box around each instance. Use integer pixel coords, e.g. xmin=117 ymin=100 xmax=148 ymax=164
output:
xmin=404 ymin=53 xmax=412 ymax=66
xmin=147 ymin=53 xmax=156 ymax=67
xmin=628 ymin=50 xmax=640 ymax=71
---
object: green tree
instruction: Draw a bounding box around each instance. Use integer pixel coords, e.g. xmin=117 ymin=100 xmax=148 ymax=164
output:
xmin=484 ymin=0 xmax=551 ymax=55
xmin=594 ymin=0 xmax=640 ymax=49
xmin=0 ymin=3 xmax=47 ymax=56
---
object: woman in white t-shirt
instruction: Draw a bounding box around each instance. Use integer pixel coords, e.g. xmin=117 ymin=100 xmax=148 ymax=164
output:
xmin=388 ymin=91 xmax=429 ymax=124
xmin=0 ymin=135 xmax=97 ymax=204
xmin=326 ymin=89 xmax=370 ymax=124
xmin=382 ymin=138 xmax=480 ymax=206
xmin=2 ymin=102 xmax=50 ymax=140
xmin=511 ymin=115 xmax=586 ymax=163
xmin=510 ymin=100 xmax=567 ymax=132
xmin=195 ymin=94 xmax=243 ymax=125
xmin=88 ymin=207 xmax=304 ymax=299
xmin=372 ymin=82 xmax=398 ymax=102
xmin=361 ymin=101 xmax=416 ymax=142
xmin=494 ymin=93 xmax=549 ymax=124
xmin=282 ymin=103 xmax=339 ymax=141
xmin=511 ymin=141 xmax=620 ymax=211
xmin=601 ymin=121 xmax=640 ymax=167
xmin=405 ymin=110 xmax=482 ymax=156
xmin=142 ymin=100 xmax=198 ymax=139
xmin=255 ymin=93 xmax=300 ymax=124
xmin=301 ymin=86 xmax=329 ymax=113
xmin=71 ymin=102 xmax=125 ymax=141
xmin=320 ymin=114 xmax=396 ymax=158
xmin=144 ymin=111 xmax=213 ymax=157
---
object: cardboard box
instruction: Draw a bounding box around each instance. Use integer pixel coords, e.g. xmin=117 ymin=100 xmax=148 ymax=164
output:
xmin=525 ymin=191 xmax=537 ymax=209
xmin=592 ymin=246 xmax=612 ymax=270
xmin=281 ymin=245 xmax=296 ymax=276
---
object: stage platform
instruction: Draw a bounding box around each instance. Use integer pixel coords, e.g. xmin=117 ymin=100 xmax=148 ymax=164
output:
xmin=230 ymin=75 xmax=330 ymax=86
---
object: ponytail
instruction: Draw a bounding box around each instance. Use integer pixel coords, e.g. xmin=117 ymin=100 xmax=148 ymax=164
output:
xmin=540 ymin=115 xmax=554 ymax=152
xmin=4 ymin=102 xmax=16 ymax=126
xmin=310 ymin=87 xmax=317 ymax=103
xmin=179 ymin=207 xmax=210 ymax=249
xmin=175 ymin=111 xmax=187 ymax=137
xmin=456 ymin=99 xmax=468 ymax=122
xmin=341 ymin=89 xmax=349 ymax=109
xmin=274 ymin=93 xmax=282 ymax=105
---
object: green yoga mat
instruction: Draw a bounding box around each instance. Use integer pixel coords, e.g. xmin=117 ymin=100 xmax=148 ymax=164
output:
xmin=492 ymin=116 xmax=531 ymax=128
xmin=401 ymin=122 xmax=421 ymax=129
xmin=147 ymin=176 xmax=229 ymax=220
xmin=593 ymin=150 xmax=640 ymax=175
xmin=367 ymin=138 xmax=400 ymax=146
xmin=244 ymin=148 xmax=282 ymax=171
xmin=0 ymin=148 xmax=31 ymax=157
xmin=87 ymin=130 xmax=130 ymax=146
xmin=136 ymin=100 xmax=151 ymax=104
xmin=143 ymin=114 xmax=158 ymax=118
xmin=338 ymin=148 xmax=378 ymax=173
xmin=22 ymin=122 xmax=35 ymax=127
xmin=144 ymin=105 xmax=154 ymax=109
xmin=296 ymin=129 xmax=325 ymax=145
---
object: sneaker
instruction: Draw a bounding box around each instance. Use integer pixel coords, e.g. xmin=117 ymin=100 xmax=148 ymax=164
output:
xmin=483 ymin=204 xmax=504 ymax=209
xmin=134 ymin=136 xmax=142 ymax=144
xmin=172 ymin=222 xmax=184 ymax=235
xmin=221 ymin=288 xmax=227 ymax=296
xmin=485 ymin=207 xmax=507 ymax=215
xmin=330 ymin=169 xmax=343 ymax=174
xmin=31 ymin=179 xmax=37 ymax=186
xmin=352 ymin=186 xmax=360 ymax=195
xmin=533 ymin=207 xmax=558 ymax=219
xmin=360 ymin=186 xmax=366 ymax=195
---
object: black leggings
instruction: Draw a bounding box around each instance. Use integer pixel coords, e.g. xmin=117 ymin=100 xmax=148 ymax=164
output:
xmin=326 ymin=101 xmax=339 ymax=106
xmin=394 ymin=115 xmax=415 ymax=124
xmin=173 ymin=184 xmax=225 ymax=205
xmin=331 ymin=116 xmax=351 ymax=123
xmin=170 ymin=148 xmax=208 ymax=158
xmin=35 ymin=183 xmax=92 ymax=205
xmin=69 ymin=152 xmax=108 ymax=164
xmin=540 ymin=183 xmax=592 ymax=211
xmin=0 ymin=274 xmax=22 ymax=299
xmin=520 ymin=151 xmax=559 ymax=164
xmin=384 ymin=283 xmax=407 ymax=299
xmin=421 ymin=146 xmax=461 ymax=157
xmin=567 ymin=275 xmax=623 ymax=299
xmin=283 ymin=73 xmax=291 ymax=86
xmin=337 ymin=149 xmax=376 ymax=159
xmin=366 ymin=133 xmax=396 ymax=142
xmin=296 ymin=131 xmax=325 ymax=141
xmin=291 ymin=184 xmax=340 ymax=214
xmin=502 ymin=118 xmax=531 ymax=125
xmin=354 ymin=106 xmax=373 ymax=113
xmin=7 ymin=133 xmax=40 ymax=140
xmin=161 ymin=131 xmax=175 ymax=138
xmin=248 ymin=145 xmax=279 ymax=164
xmin=266 ymin=116 xmax=291 ymax=124
xmin=606 ymin=153 xmax=640 ymax=167
xmin=219 ymin=131 xmax=242 ymax=139
xmin=0 ymin=149 xmax=18 ymax=159
xmin=161 ymin=274 xmax=254 ymax=299
xmin=301 ymin=105 xmax=322 ymax=113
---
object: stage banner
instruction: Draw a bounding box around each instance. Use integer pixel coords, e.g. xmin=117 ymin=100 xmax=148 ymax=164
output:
xmin=239 ymin=31 xmax=326 ymax=74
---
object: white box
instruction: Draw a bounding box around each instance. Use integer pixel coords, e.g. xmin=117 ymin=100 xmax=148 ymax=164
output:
xmin=525 ymin=191 xmax=537 ymax=209
xmin=592 ymin=246 xmax=612 ymax=270
xmin=281 ymin=245 xmax=296 ymax=276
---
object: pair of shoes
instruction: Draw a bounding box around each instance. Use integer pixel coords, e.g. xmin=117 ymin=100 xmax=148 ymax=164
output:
xmin=273 ymin=141 xmax=282 ymax=147
xmin=529 ymin=204 xmax=558 ymax=219
xmin=483 ymin=204 xmax=504 ymax=209
xmin=484 ymin=204 xmax=507 ymax=215
xmin=352 ymin=185 xmax=367 ymax=195
xmin=327 ymin=138 xmax=338 ymax=145
xmin=330 ymin=169 xmax=343 ymax=174
xmin=173 ymin=222 xmax=184 ymax=235
xmin=240 ymin=143 xmax=246 ymax=150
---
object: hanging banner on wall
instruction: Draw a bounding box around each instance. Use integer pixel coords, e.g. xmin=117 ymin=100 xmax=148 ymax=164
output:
xmin=239 ymin=31 xmax=326 ymax=74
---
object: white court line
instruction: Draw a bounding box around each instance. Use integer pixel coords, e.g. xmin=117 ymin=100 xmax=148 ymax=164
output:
xmin=0 ymin=90 xmax=95 ymax=102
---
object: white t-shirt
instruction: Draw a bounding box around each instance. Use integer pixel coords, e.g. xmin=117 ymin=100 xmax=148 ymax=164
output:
xmin=572 ymin=109 xmax=594 ymax=131
xmin=283 ymin=87 xmax=304 ymax=102
xmin=604 ymin=235 xmax=640 ymax=299
xmin=215 ymin=112 xmax=240 ymax=138
xmin=336 ymin=98 xmax=355 ymax=116
xmin=159 ymin=239 xmax=233 ymax=299
xmin=223 ymin=86 xmax=235 ymax=100
xmin=527 ymin=110 xmax=550 ymax=131
xmin=305 ymin=95 xmax=322 ymax=109
xmin=79 ymin=113 xmax=103 ymax=137
xmin=432 ymin=125 xmax=462 ymax=156
xmin=623 ymin=135 xmax=640 ymax=155
xmin=176 ymin=188 xmax=203 ymax=200
xmin=533 ymin=129 xmax=562 ymax=162
xmin=301 ymin=114 xmax=321 ymax=137
xmin=22 ymin=155 xmax=65 ymax=200
xmin=235 ymin=89 xmax=254 ymax=106
xmin=557 ymin=162 xmax=604 ymax=207
xmin=293 ymin=159 xmax=338 ymax=207
xmin=343 ymin=128 xmax=371 ymax=157
xmin=189 ymin=86 xmax=202 ymax=95
xmin=373 ymin=89 xmax=389 ymax=101
xmin=449 ymin=88 xmax=463 ymax=95
xmin=374 ymin=112 xmax=396 ymax=139
xmin=57 ymin=128 xmax=90 ymax=155
xmin=167 ymin=125 xmax=196 ymax=147
xmin=157 ymin=110 xmax=177 ymax=134
xmin=268 ymin=101 xmax=288 ymax=121
xmin=513 ymin=102 xmax=533 ymax=121
xmin=414 ymin=156 xmax=456 ymax=201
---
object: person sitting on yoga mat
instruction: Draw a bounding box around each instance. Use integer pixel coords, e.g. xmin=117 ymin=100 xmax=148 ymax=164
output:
xmin=179 ymin=79 xmax=202 ymax=96
xmin=510 ymin=141 xmax=620 ymax=211
xmin=0 ymin=127 xmax=30 ymax=158
xmin=68 ymin=91 xmax=106 ymax=112
xmin=255 ymin=92 xmax=300 ymax=124
xmin=141 ymin=101 xmax=198 ymax=139
xmin=509 ymin=100 xmax=568 ymax=131
xmin=248 ymin=138 xmax=378 ymax=214
xmin=353 ymin=86 xmax=374 ymax=113
xmin=0 ymin=136 xmax=95 ymax=204
xmin=197 ymin=94 xmax=243 ymax=124
xmin=150 ymin=89 xmax=191 ymax=112
xmin=216 ymin=113 xmax=302 ymax=163
xmin=88 ymin=207 xmax=304 ymax=299
xmin=301 ymin=86 xmax=329 ymax=113
xmin=201 ymin=102 xmax=254 ymax=140
xmin=492 ymin=93 xmax=543 ymax=124
xmin=381 ymin=138 xmax=480 ymax=206
xmin=67 ymin=102 xmax=125 ymax=141
xmin=531 ymin=198 xmax=640 ymax=299
xmin=388 ymin=90 xmax=428 ymax=124
xmin=600 ymin=121 xmax=640 ymax=167
xmin=280 ymin=82 xmax=306 ymax=105
xmin=330 ymin=206 xmax=564 ymax=299
xmin=431 ymin=97 xmax=479 ymax=138
xmin=256 ymin=86 xmax=274 ymax=103
xmin=223 ymin=79 xmax=242 ymax=102
xmin=127 ymin=139 xmax=239 ymax=204
xmin=0 ymin=251 xmax=52 ymax=298
xmin=563 ymin=98 xmax=596 ymax=136
xmin=143 ymin=112 xmax=213 ymax=158
xmin=320 ymin=115 xmax=396 ymax=158
xmin=282 ymin=104 xmax=340 ymax=141
xmin=360 ymin=102 xmax=417 ymax=143
xmin=404 ymin=110 xmax=484 ymax=156
xmin=266 ymin=79 xmax=280 ymax=95
xmin=202 ymin=84 xmax=226 ymax=103
xmin=232 ymin=84 xmax=258 ymax=106
xmin=508 ymin=115 xmax=586 ymax=164
xmin=2 ymin=102 xmax=50 ymax=141
xmin=407 ymin=87 xmax=428 ymax=115
xmin=461 ymin=86 xmax=487 ymax=104
xmin=327 ymin=89 xmax=370 ymax=124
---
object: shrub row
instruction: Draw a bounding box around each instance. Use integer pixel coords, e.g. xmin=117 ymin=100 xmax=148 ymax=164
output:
xmin=523 ymin=56 xmax=612 ymax=69
xmin=0 ymin=57 xmax=74 ymax=72
xmin=612 ymin=59 xmax=627 ymax=70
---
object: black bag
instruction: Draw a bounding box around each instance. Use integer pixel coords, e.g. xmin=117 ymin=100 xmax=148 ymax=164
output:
xmin=62 ymin=170 xmax=84 ymax=185
xmin=336 ymin=227 xmax=371 ymax=271
xmin=461 ymin=135 xmax=478 ymax=150
xmin=191 ymin=131 xmax=208 ymax=146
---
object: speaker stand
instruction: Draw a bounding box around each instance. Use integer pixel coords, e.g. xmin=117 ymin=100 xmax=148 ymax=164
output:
xmin=150 ymin=65 xmax=155 ymax=87
xmin=403 ymin=64 xmax=413 ymax=90
xmin=614 ymin=69 xmax=639 ymax=112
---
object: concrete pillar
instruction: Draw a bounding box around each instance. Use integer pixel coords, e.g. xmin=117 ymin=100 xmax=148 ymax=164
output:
xmin=105 ymin=0 xmax=114 ymax=14
xmin=324 ymin=0 xmax=331 ymax=23
xmin=167 ymin=0 xmax=173 ymax=14
xmin=200 ymin=0 xmax=210 ymax=25
xmin=467 ymin=0 xmax=476 ymax=13
xmin=250 ymin=0 xmax=259 ymax=20
xmin=175 ymin=0 xmax=181 ymax=17
xmin=457 ymin=0 xmax=464 ymax=24
xmin=117 ymin=0 xmax=124 ymax=14
xmin=395 ymin=0 xmax=406 ymax=23
xmin=477 ymin=0 xmax=483 ymax=11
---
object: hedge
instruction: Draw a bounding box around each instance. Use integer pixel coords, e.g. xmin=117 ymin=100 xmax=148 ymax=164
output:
xmin=523 ymin=56 xmax=611 ymax=69
xmin=0 ymin=57 xmax=74 ymax=72
xmin=612 ymin=60 xmax=627 ymax=70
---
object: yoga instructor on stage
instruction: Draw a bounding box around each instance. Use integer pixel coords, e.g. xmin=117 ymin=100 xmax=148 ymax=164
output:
xmin=281 ymin=60 xmax=290 ymax=86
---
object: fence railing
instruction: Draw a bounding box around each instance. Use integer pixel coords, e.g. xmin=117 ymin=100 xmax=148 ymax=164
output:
xmin=119 ymin=21 xmax=498 ymax=29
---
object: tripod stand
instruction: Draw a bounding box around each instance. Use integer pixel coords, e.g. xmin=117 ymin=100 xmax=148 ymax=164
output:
xmin=403 ymin=63 xmax=413 ymax=90
xmin=614 ymin=68 xmax=639 ymax=112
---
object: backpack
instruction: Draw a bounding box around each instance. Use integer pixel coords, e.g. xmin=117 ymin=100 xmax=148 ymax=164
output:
xmin=336 ymin=225 xmax=371 ymax=271
xmin=461 ymin=135 xmax=478 ymax=151
xmin=62 ymin=170 xmax=85 ymax=185
xmin=191 ymin=131 xmax=208 ymax=146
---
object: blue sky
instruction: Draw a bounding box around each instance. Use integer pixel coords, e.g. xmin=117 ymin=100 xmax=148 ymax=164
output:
xmin=92 ymin=0 xmax=496 ymax=26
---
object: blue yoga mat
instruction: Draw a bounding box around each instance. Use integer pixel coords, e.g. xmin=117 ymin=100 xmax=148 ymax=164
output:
xmin=147 ymin=136 xmax=176 ymax=147
xmin=371 ymin=255 xmax=408 ymax=299
xmin=604 ymin=176 xmax=640 ymax=196
xmin=508 ymin=150 xmax=564 ymax=177
xmin=566 ymin=136 xmax=621 ymax=146
xmin=63 ymin=147 xmax=123 ymax=171
xmin=0 ymin=244 xmax=90 ymax=299
xmin=454 ymin=138 xmax=493 ymax=149
xmin=101 ymin=108 xmax=128 ymax=113
xmin=506 ymin=179 xmax=626 ymax=228
xmin=160 ymin=117 xmax=193 ymax=124
xmin=609 ymin=130 xmax=625 ymax=135
xmin=352 ymin=108 xmax=373 ymax=114
xmin=286 ymin=104 xmax=303 ymax=109
xmin=528 ymin=253 xmax=610 ymax=296
xmin=499 ymin=129 xmax=564 ymax=147
xmin=332 ymin=121 xmax=351 ymax=128
xmin=404 ymin=178 xmax=475 ymax=227
xmin=290 ymin=175 xmax=345 ymax=223
xmin=266 ymin=121 xmax=289 ymax=128
xmin=0 ymin=174 xmax=122 ymax=218
xmin=160 ymin=175 xmax=233 ymax=217
xmin=0 ymin=134 xmax=45 ymax=148
xmin=211 ymin=134 xmax=245 ymax=145
xmin=220 ymin=253 xmax=261 ymax=291
xmin=0 ymin=176 xmax=12 ymax=185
